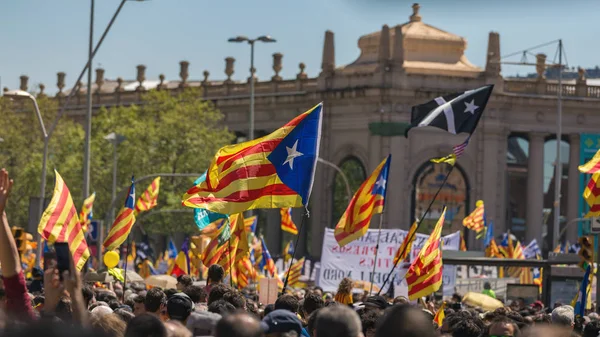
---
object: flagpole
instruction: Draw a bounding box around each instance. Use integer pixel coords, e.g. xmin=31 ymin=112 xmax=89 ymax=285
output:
xmin=123 ymin=236 xmax=130 ymax=302
xmin=377 ymin=164 xmax=455 ymax=295
xmin=228 ymin=235 xmax=233 ymax=288
xmin=369 ymin=211 xmax=385 ymax=295
xmin=281 ymin=208 xmax=308 ymax=295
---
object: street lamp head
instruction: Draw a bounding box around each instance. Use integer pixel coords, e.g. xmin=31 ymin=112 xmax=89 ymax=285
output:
xmin=4 ymin=89 xmax=35 ymax=100
xmin=228 ymin=36 xmax=249 ymax=43
xmin=104 ymin=132 xmax=126 ymax=145
xmin=257 ymin=35 xmax=276 ymax=43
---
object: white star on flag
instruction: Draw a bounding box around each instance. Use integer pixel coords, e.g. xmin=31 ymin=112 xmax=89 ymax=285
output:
xmin=375 ymin=176 xmax=386 ymax=190
xmin=283 ymin=139 xmax=303 ymax=170
xmin=464 ymin=99 xmax=479 ymax=114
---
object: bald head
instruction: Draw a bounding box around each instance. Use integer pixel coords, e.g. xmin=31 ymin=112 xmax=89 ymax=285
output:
xmin=315 ymin=305 xmax=363 ymax=337
xmin=376 ymin=305 xmax=436 ymax=337
xmin=215 ymin=312 xmax=263 ymax=337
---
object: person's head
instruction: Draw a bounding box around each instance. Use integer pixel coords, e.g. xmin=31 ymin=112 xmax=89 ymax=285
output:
xmin=145 ymin=288 xmax=167 ymax=315
xmin=315 ymin=304 xmax=363 ymax=337
xmin=176 ymin=275 xmax=193 ymax=291
xmin=184 ymin=285 xmax=207 ymax=304
xmin=307 ymin=309 xmax=321 ymax=337
xmin=275 ymin=294 xmax=299 ymax=313
xmin=114 ymin=308 xmax=136 ymax=324
xmin=303 ymin=293 xmax=324 ymax=317
xmin=363 ymin=296 xmax=390 ymax=313
xmin=376 ymin=304 xmax=436 ymax=337
xmin=361 ymin=310 xmax=382 ymax=337
xmin=215 ymin=312 xmax=262 ymax=337
xmin=82 ymin=284 xmax=95 ymax=309
xmin=392 ymin=297 xmax=409 ymax=305
xmin=488 ymin=317 xmax=520 ymax=337
xmin=97 ymin=290 xmax=118 ymax=303
xmin=208 ymin=299 xmax=236 ymax=316
xmin=133 ymin=294 xmax=146 ymax=316
xmin=484 ymin=282 xmax=492 ymax=290
xmin=208 ymin=264 xmax=225 ymax=284
xmin=167 ymin=293 xmax=194 ymax=324
xmin=91 ymin=313 xmax=127 ymax=337
xmin=262 ymin=309 xmax=303 ymax=337
xmin=551 ymin=306 xmax=574 ymax=328
xmin=165 ymin=288 xmax=178 ymax=299
xmin=224 ymin=290 xmax=247 ymax=310
xmin=208 ymin=284 xmax=231 ymax=305
xmin=313 ymin=287 xmax=324 ymax=297
xmin=56 ymin=296 xmax=73 ymax=322
xmin=583 ymin=319 xmax=600 ymax=337
xmin=125 ymin=313 xmax=168 ymax=337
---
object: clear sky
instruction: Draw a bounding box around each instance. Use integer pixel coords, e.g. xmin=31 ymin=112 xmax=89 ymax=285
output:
xmin=0 ymin=0 xmax=598 ymax=92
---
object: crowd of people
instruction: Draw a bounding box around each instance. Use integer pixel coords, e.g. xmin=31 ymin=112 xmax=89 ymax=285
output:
xmin=1 ymin=170 xmax=599 ymax=337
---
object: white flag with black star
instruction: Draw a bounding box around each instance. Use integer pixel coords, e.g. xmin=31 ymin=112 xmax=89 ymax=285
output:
xmin=405 ymin=85 xmax=494 ymax=137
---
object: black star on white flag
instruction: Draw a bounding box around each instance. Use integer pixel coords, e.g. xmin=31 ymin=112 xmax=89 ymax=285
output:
xmin=405 ymin=85 xmax=494 ymax=137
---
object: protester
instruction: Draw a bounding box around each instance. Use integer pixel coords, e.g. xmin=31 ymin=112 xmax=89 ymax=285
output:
xmin=166 ymin=293 xmax=194 ymax=324
xmin=145 ymin=288 xmax=167 ymax=319
xmin=215 ymin=312 xmax=262 ymax=337
xmin=184 ymin=285 xmax=207 ymax=312
xmin=302 ymin=293 xmax=324 ymax=319
xmin=262 ymin=309 xmax=303 ymax=337
xmin=551 ymin=306 xmax=575 ymax=328
xmin=315 ymin=304 xmax=364 ymax=337
xmin=177 ymin=275 xmax=193 ymax=291
xmin=125 ymin=314 xmax=168 ymax=337
xmin=133 ymin=294 xmax=146 ymax=316
xmin=206 ymin=265 xmax=224 ymax=294
xmin=482 ymin=282 xmax=496 ymax=299
xmin=376 ymin=304 xmax=436 ymax=337
xmin=275 ymin=294 xmax=300 ymax=314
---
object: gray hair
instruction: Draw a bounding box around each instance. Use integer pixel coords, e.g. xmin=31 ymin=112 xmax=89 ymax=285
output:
xmin=316 ymin=305 xmax=363 ymax=337
xmin=551 ymin=305 xmax=574 ymax=327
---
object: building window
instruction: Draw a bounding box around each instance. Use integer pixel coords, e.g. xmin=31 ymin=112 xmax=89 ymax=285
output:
xmin=331 ymin=157 xmax=366 ymax=227
xmin=411 ymin=162 xmax=469 ymax=235
xmin=506 ymin=135 xmax=529 ymax=240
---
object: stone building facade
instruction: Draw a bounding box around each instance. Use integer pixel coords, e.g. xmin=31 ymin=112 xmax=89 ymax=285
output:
xmin=7 ymin=4 xmax=600 ymax=258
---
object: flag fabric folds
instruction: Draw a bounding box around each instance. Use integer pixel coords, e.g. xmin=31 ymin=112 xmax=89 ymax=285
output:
xmin=433 ymin=302 xmax=446 ymax=326
xmin=183 ymin=103 xmax=323 ymax=214
xmin=430 ymin=137 xmax=471 ymax=166
xmin=406 ymin=207 xmax=446 ymax=300
xmin=104 ymin=178 xmax=136 ymax=251
xmin=79 ymin=192 xmax=95 ymax=232
xmin=283 ymin=241 xmax=294 ymax=262
xmin=286 ymin=258 xmax=305 ymax=288
xmin=575 ymin=265 xmax=591 ymax=316
xmin=460 ymin=231 xmax=467 ymax=251
xmin=334 ymin=155 xmax=391 ymax=247
xmin=579 ymin=150 xmax=600 ymax=174
xmin=167 ymin=238 xmax=178 ymax=259
xmin=523 ymin=239 xmax=542 ymax=259
xmin=405 ymin=85 xmax=494 ymax=137
xmin=583 ymin=173 xmax=600 ymax=217
xmin=193 ymin=172 xmax=229 ymax=231
xmin=280 ymin=208 xmax=298 ymax=235
xmin=259 ymin=237 xmax=276 ymax=276
xmin=393 ymin=222 xmax=417 ymax=264
xmin=463 ymin=200 xmax=485 ymax=233
xmin=135 ymin=177 xmax=160 ymax=215
xmin=37 ymin=170 xmax=90 ymax=271
xmin=244 ymin=215 xmax=258 ymax=234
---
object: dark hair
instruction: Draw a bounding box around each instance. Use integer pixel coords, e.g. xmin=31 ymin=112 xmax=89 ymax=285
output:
xmin=303 ymin=293 xmax=325 ymax=316
xmin=451 ymin=319 xmax=482 ymax=337
xmin=108 ymin=300 xmax=121 ymax=311
xmin=361 ymin=310 xmax=382 ymax=336
xmin=56 ymin=297 xmax=73 ymax=322
xmin=246 ymin=299 xmax=259 ymax=318
xmin=114 ymin=308 xmax=135 ymax=324
xmin=82 ymin=285 xmax=95 ymax=308
xmin=264 ymin=304 xmax=275 ymax=316
xmin=376 ymin=304 xmax=437 ymax=337
xmin=208 ymin=264 xmax=225 ymax=284
xmin=145 ymin=288 xmax=166 ymax=313
xmin=223 ymin=290 xmax=247 ymax=309
xmin=96 ymin=291 xmax=118 ymax=304
xmin=184 ymin=285 xmax=207 ymax=303
xmin=125 ymin=314 xmax=168 ymax=337
xmin=215 ymin=312 xmax=262 ymax=337
xmin=275 ymin=294 xmax=299 ymax=313
xmin=164 ymin=288 xmax=178 ymax=299
xmin=584 ymin=319 xmax=600 ymax=337
xmin=307 ymin=309 xmax=321 ymax=337
xmin=134 ymin=294 xmax=146 ymax=304
xmin=208 ymin=283 xmax=231 ymax=305
xmin=124 ymin=297 xmax=136 ymax=312
xmin=208 ymin=299 xmax=236 ymax=316
xmin=177 ymin=275 xmax=193 ymax=288
xmin=488 ymin=317 xmax=521 ymax=337
xmin=484 ymin=282 xmax=491 ymax=290
xmin=2 ymin=321 xmax=106 ymax=337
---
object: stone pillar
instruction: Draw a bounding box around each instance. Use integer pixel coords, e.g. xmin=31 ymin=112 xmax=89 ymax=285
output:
xmin=321 ymin=31 xmax=335 ymax=74
xmin=392 ymin=26 xmax=404 ymax=66
xmin=566 ymin=134 xmax=581 ymax=243
xmin=480 ymin=129 xmax=508 ymax=242
xmin=526 ymin=133 xmax=546 ymax=243
xmin=388 ymin=136 xmax=409 ymax=228
xmin=378 ymin=25 xmax=391 ymax=67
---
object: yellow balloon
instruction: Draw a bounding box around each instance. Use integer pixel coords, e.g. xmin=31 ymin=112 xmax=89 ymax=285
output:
xmin=476 ymin=200 xmax=484 ymax=208
xmin=104 ymin=251 xmax=120 ymax=269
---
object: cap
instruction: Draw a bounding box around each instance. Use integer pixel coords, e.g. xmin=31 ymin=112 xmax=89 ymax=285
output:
xmin=261 ymin=309 xmax=303 ymax=335
xmin=167 ymin=292 xmax=194 ymax=321
xmin=531 ymin=300 xmax=544 ymax=308
xmin=363 ymin=296 xmax=390 ymax=310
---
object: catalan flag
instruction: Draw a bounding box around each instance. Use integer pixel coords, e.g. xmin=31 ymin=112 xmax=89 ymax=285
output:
xmin=280 ymin=208 xmax=298 ymax=235
xmin=201 ymin=214 xmax=247 ymax=273
xmin=182 ymin=103 xmax=323 ymax=214
xmin=433 ymin=302 xmax=446 ymax=326
xmin=286 ymin=257 xmax=305 ymax=288
xmin=583 ymin=173 xmax=600 ymax=217
xmin=37 ymin=171 xmax=90 ymax=271
xmin=135 ymin=177 xmax=160 ymax=215
xmin=103 ymin=178 xmax=136 ymax=251
xmin=79 ymin=192 xmax=95 ymax=232
xmin=579 ymin=149 xmax=600 ymax=174
xmin=463 ymin=200 xmax=485 ymax=233
xmin=393 ymin=222 xmax=417 ymax=264
xmin=169 ymin=251 xmax=189 ymax=277
xmin=244 ymin=215 xmax=258 ymax=234
xmin=193 ymin=172 xmax=229 ymax=231
xmin=283 ymin=241 xmax=294 ymax=262
xmin=406 ymin=207 xmax=446 ymax=300
xmin=334 ymin=155 xmax=391 ymax=247
xmin=259 ymin=237 xmax=276 ymax=276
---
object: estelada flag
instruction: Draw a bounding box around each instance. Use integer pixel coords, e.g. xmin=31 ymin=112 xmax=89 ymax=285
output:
xmin=38 ymin=171 xmax=90 ymax=271
xmin=579 ymin=149 xmax=600 ymax=174
xmin=406 ymin=207 xmax=446 ymax=300
xmin=280 ymin=208 xmax=298 ymax=235
xmin=334 ymin=155 xmax=391 ymax=247
xmin=135 ymin=177 xmax=160 ymax=215
xmin=103 ymin=178 xmax=136 ymax=251
xmin=183 ymin=103 xmax=323 ymax=214
xmin=79 ymin=192 xmax=95 ymax=233
xmin=393 ymin=222 xmax=417 ymax=264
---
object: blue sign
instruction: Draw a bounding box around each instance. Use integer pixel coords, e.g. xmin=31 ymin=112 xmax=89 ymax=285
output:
xmin=89 ymin=220 xmax=100 ymax=242
xmin=579 ymin=134 xmax=600 ymax=236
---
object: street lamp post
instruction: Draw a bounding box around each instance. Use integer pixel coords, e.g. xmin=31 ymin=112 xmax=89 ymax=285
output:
xmin=104 ymin=133 xmax=126 ymax=223
xmin=83 ymin=0 xmax=95 ymax=202
xmin=4 ymin=90 xmax=48 ymax=266
xmin=228 ymin=35 xmax=276 ymax=141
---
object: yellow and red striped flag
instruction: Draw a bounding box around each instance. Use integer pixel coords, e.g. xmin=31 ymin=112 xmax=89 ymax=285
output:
xmin=280 ymin=208 xmax=298 ymax=235
xmin=460 ymin=231 xmax=467 ymax=251
xmin=103 ymin=178 xmax=136 ymax=251
xmin=79 ymin=192 xmax=95 ymax=233
xmin=286 ymin=257 xmax=305 ymax=288
xmin=182 ymin=103 xmax=323 ymax=214
xmin=433 ymin=302 xmax=446 ymax=326
xmin=37 ymin=171 xmax=90 ymax=271
xmin=169 ymin=251 xmax=189 ymax=277
xmin=244 ymin=215 xmax=258 ymax=233
xmin=463 ymin=200 xmax=485 ymax=233
xmin=393 ymin=222 xmax=417 ymax=264
xmin=201 ymin=213 xmax=248 ymax=274
xmin=579 ymin=149 xmax=600 ymax=174
xmin=406 ymin=207 xmax=446 ymax=300
xmin=334 ymin=155 xmax=391 ymax=247
xmin=135 ymin=177 xmax=160 ymax=215
xmin=486 ymin=239 xmax=501 ymax=258
xmin=583 ymin=173 xmax=600 ymax=217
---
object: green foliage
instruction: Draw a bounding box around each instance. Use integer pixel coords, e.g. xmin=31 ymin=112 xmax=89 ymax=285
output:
xmin=331 ymin=158 xmax=367 ymax=226
xmin=0 ymin=88 xmax=234 ymax=235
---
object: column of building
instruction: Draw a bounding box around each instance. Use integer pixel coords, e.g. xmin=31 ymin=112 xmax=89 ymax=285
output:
xmin=566 ymin=134 xmax=581 ymax=243
xmin=526 ymin=133 xmax=546 ymax=243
